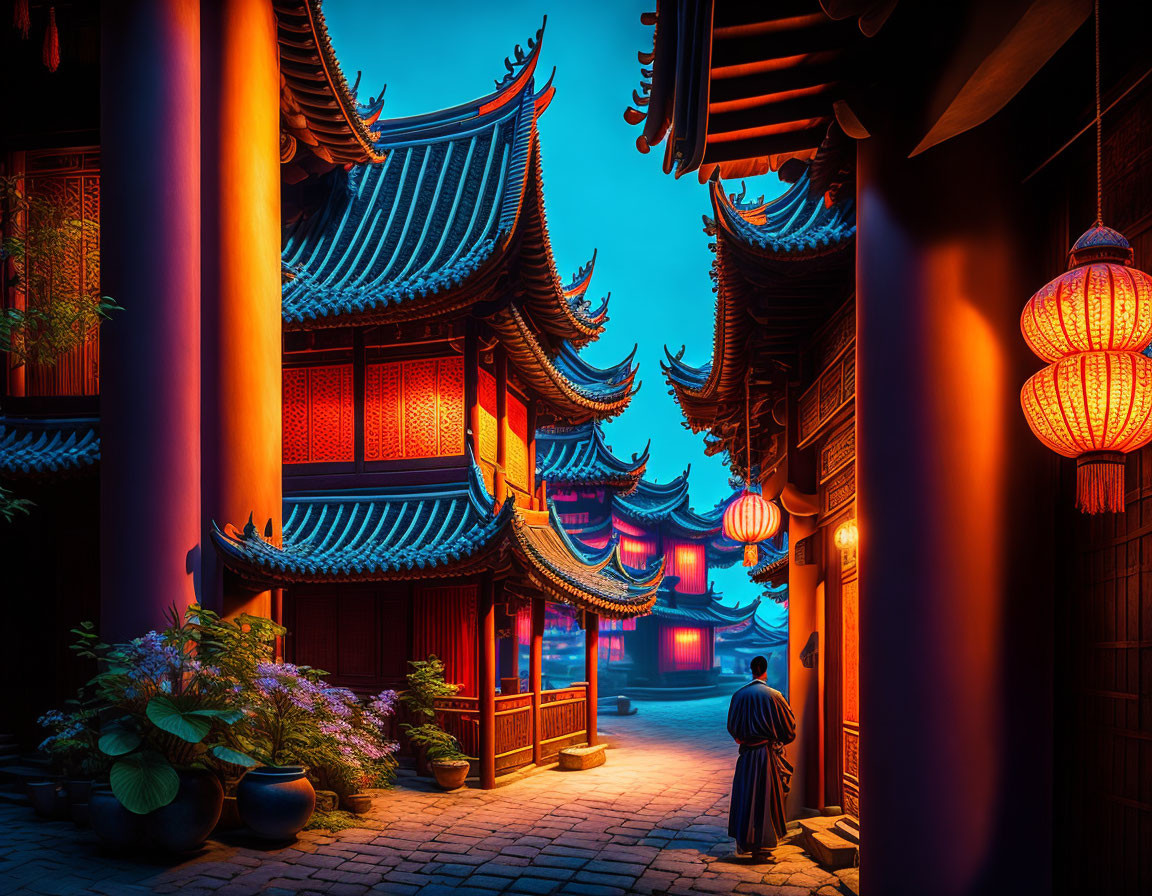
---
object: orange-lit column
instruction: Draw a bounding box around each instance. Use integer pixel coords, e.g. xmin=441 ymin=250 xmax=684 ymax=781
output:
xmin=584 ymin=610 xmax=599 ymax=745
xmin=856 ymin=130 xmax=1055 ymax=895
xmin=786 ymin=512 xmax=820 ymax=816
xmin=100 ymin=0 xmax=201 ymax=640
xmin=527 ymin=402 xmax=538 ymax=509
xmin=465 ymin=323 xmax=480 ymax=460
xmin=530 ymin=596 xmax=544 ymax=764
xmin=478 ymin=577 xmax=497 ymax=789
xmin=200 ymin=0 xmax=282 ymax=620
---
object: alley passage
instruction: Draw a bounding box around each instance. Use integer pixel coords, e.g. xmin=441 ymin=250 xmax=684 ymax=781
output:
xmin=0 ymin=698 xmax=845 ymax=896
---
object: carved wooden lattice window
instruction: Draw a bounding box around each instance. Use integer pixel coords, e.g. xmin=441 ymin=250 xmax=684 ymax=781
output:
xmin=505 ymin=391 xmax=529 ymax=490
xmin=282 ymin=364 xmax=354 ymax=463
xmin=477 ymin=367 xmax=498 ymax=488
xmin=364 ymin=355 xmax=465 ymax=461
xmin=6 ymin=149 xmax=101 ymax=396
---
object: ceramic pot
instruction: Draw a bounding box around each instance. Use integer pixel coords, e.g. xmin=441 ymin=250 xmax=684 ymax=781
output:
xmin=430 ymin=760 xmax=470 ymax=791
xmin=148 ymin=769 xmax=223 ymax=852
xmin=27 ymin=781 xmax=68 ymax=819
xmin=236 ymin=766 xmax=315 ymax=840
xmin=341 ymin=792 xmax=371 ymax=815
xmin=67 ymin=780 xmax=93 ymax=827
xmin=89 ymin=786 xmax=144 ymax=849
xmin=215 ymin=795 xmax=242 ymax=831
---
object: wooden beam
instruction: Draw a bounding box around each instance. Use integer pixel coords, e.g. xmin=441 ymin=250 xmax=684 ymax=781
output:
xmin=531 ymin=596 xmax=544 ymax=765
xmin=479 ymin=576 xmax=497 ymax=789
xmin=585 ymin=611 xmax=599 ymax=746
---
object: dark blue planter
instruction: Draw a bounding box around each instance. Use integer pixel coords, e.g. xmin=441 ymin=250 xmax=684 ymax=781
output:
xmin=27 ymin=781 xmax=68 ymax=820
xmin=89 ymin=786 xmax=144 ymax=849
xmin=236 ymin=766 xmax=315 ymax=841
xmin=148 ymin=769 xmax=223 ymax=852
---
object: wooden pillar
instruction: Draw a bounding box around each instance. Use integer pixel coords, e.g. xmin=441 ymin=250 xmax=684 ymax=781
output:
xmin=494 ymin=349 xmax=508 ymax=504
xmin=530 ymin=596 xmax=544 ymax=764
xmin=200 ymin=0 xmax=281 ymax=621
xmin=100 ymin=0 xmax=201 ymax=640
xmin=585 ymin=610 xmax=599 ymax=746
xmin=478 ymin=576 xmax=497 ymax=789
xmin=271 ymin=588 xmax=284 ymax=661
xmin=786 ymin=512 xmax=821 ymax=816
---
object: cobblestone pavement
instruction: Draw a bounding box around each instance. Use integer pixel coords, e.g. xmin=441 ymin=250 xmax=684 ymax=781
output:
xmin=0 ymin=696 xmax=849 ymax=896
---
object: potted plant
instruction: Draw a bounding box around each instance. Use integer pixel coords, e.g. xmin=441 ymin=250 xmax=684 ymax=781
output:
xmin=399 ymin=658 xmax=468 ymax=790
xmin=230 ymin=662 xmax=399 ymax=837
xmin=68 ymin=613 xmax=257 ymax=852
xmin=403 ymin=724 xmax=470 ymax=791
xmin=35 ymin=705 xmax=107 ymax=824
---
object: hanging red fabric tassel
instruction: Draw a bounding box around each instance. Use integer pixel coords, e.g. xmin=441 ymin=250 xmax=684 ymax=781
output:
xmin=43 ymin=6 xmax=59 ymax=72
xmin=14 ymin=0 xmax=30 ymax=38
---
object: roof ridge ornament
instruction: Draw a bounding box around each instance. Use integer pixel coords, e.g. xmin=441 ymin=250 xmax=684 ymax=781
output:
xmin=495 ymin=16 xmax=548 ymax=88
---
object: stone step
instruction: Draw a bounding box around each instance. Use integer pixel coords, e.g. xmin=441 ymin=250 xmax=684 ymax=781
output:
xmin=810 ymin=829 xmax=859 ymax=870
xmin=833 ymin=816 xmax=860 ymax=845
xmin=0 ymin=733 xmax=16 ymax=745
xmin=558 ymin=743 xmax=606 ymax=770
xmin=0 ymin=764 xmax=55 ymax=795
xmin=835 ymin=866 xmax=861 ymax=896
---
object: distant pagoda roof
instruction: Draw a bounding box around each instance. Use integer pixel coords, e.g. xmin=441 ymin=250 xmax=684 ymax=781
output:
xmin=661 ymin=173 xmax=855 ymax=478
xmin=280 ymin=18 xmax=637 ymax=423
xmin=649 ymin=583 xmax=759 ymax=627
xmin=275 ymin=0 xmax=387 ymax=172
xmin=536 ymin=421 xmax=649 ymax=493
xmin=212 ymin=457 xmax=660 ymax=619
xmin=0 ymin=417 xmax=99 ymax=479
xmin=716 ymin=612 xmax=788 ymax=649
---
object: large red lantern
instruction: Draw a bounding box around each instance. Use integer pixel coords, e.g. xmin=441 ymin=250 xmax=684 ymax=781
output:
xmin=723 ymin=489 xmax=781 ymax=566
xmin=1021 ymin=225 xmax=1152 ymax=513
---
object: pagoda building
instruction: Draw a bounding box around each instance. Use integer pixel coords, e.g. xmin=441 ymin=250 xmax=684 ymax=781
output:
xmin=715 ymin=607 xmax=788 ymax=678
xmin=538 ymin=422 xmax=758 ymax=690
xmin=210 ymin=21 xmax=661 ymax=787
xmin=663 ymin=172 xmax=855 ymax=812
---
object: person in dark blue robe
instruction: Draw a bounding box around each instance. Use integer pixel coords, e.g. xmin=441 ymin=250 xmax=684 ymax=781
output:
xmin=727 ymin=654 xmax=796 ymax=858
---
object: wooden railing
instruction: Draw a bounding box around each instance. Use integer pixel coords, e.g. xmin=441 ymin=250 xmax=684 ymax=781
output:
xmin=539 ymin=684 xmax=588 ymax=763
xmin=432 ymin=683 xmax=589 ymax=774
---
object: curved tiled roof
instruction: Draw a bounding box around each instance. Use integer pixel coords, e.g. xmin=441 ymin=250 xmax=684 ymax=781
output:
xmin=711 ymin=172 xmax=856 ymax=256
xmin=212 ymin=458 xmax=660 ymax=618
xmin=0 ymin=418 xmax=100 ymax=478
xmin=716 ymin=612 xmax=788 ymax=648
xmin=275 ymin=0 xmax=387 ymax=167
xmin=536 ymin=421 xmax=649 ymax=492
xmin=649 ymin=586 xmax=759 ymax=627
xmin=749 ymin=532 xmax=789 ymax=585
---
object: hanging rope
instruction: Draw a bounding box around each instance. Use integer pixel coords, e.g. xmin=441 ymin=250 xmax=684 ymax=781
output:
xmin=744 ymin=371 xmax=752 ymax=488
xmin=1094 ymin=0 xmax=1102 ymax=226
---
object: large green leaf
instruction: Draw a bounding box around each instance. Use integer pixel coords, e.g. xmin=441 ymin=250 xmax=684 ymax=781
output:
xmin=146 ymin=695 xmax=213 ymax=743
xmin=210 ymin=745 xmax=258 ymax=768
xmin=109 ymin=751 xmax=179 ymax=814
xmin=188 ymin=708 xmax=244 ymax=725
xmin=98 ymin=725 xmax=140 ymax=757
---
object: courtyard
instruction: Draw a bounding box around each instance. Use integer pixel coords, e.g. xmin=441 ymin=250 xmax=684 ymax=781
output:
xmin=0 ymin=697 xmax=850 ymax=896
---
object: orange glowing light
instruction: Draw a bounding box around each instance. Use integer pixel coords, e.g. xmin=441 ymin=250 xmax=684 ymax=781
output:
xmin=834 ymin=519 xmax=858 ymax=551
xmin=1021 ymin=226 xmax=1152 ymax=513
xmin=723 ymin=489 xmax=781 ymax=566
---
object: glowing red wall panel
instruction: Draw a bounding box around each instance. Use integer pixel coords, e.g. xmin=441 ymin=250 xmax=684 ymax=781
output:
xmin=282 ymin=363 xmax=354 ymax=463
xmin=413 ymin=584 xmax=477 ymax=696
xmin=505 ymin=391 xmax=530 ymax=490
xmin=664 ymin=537 xmax=706 ymax=593
xmin=477 ymin=368 xmax=498 ymax=490
xmin=364 ymin=356 xmax=465 ymax=461
xmin=599 ymin=634 xmax=626 ymax=663
xmin=658 ymin=625 xmax=713 ymax=673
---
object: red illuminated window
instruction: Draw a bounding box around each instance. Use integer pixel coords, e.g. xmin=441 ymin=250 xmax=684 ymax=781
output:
xmin=659 ymin=625 xmax=713 ymax=673
xmin=283 ymin=363 xmax=354 ymax=464
xmin=505 ymin=391 xmax=529 ymax=490
xmin=477 ymin=368 xmax=498 ymax=489
xmin=664 ymin=538 xmax=706 ymax=594
xmin=364 ymin=356 xmax=465 ymax=461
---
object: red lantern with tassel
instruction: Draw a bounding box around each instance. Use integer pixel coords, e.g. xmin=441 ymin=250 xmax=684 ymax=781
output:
xmin=1019 ymin=0 xmax=1152 ymax=513
xmin=723 ymin=488 xmax=781 ymax=566
xmin=14 ymin=0 xmax=30 ymax=38
xmin=43 ymin=6 xmax=59 ymax=72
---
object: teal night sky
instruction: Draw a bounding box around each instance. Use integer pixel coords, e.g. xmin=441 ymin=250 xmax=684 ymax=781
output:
xmin=326 ymin=2 xmax=788 ymax=625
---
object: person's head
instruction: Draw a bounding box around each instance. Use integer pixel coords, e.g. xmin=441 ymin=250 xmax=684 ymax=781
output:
xmin=750 ymin=655 xmax=768 ymax=679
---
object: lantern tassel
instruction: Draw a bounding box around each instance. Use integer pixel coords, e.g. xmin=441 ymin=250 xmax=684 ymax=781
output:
xmin=1076 ymin=452 xmax=1125 ymax=513
xmin=743 ymin=544 xmax=758 ymax=567
xmin=43 ymin=6 xmax=59 ymax=72
xmin=14 ymin=0 xmax=29 ymax=38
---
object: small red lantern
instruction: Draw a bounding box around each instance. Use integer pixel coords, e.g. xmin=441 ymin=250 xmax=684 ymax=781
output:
xmin=723 ymin=489 xmax=781 ymax=566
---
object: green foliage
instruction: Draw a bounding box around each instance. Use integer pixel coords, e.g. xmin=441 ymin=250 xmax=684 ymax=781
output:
xmin=304 ymin=809 xmax=360 ymax=832
xmin=402 ymin=723 xmax=466 ymax=763
xmin=0 ymin=485 xmax=33 ymax=523
xmin=109 ymin=750 xmax=180 ymax=815
xmin=399 ymin=656 xmax=460 ymax=724
xmin=399 ymin=656 xmax=465 ymax=763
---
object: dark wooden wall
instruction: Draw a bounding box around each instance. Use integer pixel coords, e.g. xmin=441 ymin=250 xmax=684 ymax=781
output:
xmin=1059 ymin=75 xmax=1152 ymax=895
